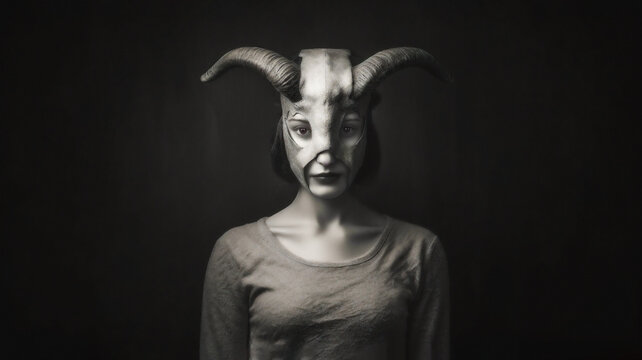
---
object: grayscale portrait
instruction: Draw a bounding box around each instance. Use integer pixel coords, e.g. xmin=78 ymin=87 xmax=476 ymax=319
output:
xmin=199 ymin=47 xmax=453 ymax=359
xmin=6 ymin=1 xmax=640 ymax=360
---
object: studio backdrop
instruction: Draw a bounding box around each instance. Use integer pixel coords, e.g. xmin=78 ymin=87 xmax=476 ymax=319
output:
xmin=6 ymin=0 xmax=640 ymax=359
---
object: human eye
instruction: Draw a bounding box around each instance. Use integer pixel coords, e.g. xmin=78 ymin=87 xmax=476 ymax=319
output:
xmin=288 ymin=115 xmax=311 ymax=138
xmin=340 ymin=113 xmax=362 ymax=137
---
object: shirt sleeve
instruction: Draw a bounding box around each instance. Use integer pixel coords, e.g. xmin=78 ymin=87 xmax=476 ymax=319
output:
xmin=407 ymin=237 xmax=450 ymax=360
xmin=200 ymin=236 xmax=249 ymax=360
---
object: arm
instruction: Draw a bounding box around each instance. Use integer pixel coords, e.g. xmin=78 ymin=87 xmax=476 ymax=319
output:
xmin=407 ymin=238 xmax=450 ymax=359
xmin=200 ymin=236 xmax=249 ymax=360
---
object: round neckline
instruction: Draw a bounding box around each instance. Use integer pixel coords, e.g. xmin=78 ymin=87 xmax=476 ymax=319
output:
xmin=257 ymin=216 xmax=393 ymax=268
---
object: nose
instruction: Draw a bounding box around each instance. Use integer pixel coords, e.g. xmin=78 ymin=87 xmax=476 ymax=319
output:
xmin=315 ymin=151 xmax=336 ymax=167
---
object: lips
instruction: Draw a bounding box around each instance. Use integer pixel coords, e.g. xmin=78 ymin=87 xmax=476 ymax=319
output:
xmin=311 ymin=172 xmax=341 ymax=178
xmin=310 ymin=172 xmax=342 ymax=183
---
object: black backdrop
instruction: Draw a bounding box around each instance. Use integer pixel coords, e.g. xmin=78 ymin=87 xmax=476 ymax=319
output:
xmin=5 ymin=0 xmax=641 ymax=359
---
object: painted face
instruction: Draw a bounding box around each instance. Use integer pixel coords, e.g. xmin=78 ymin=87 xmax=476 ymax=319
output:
xmin=281 ymin=49 xmax=370 ymax=199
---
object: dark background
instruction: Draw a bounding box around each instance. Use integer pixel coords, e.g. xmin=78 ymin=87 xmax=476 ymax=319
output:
xmin=5 ymin=0 xmax=641 ymax=359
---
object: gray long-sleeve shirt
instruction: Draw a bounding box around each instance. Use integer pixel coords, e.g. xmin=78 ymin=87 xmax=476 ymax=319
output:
xmin=200 ymin=216 xmax=449 ymax=360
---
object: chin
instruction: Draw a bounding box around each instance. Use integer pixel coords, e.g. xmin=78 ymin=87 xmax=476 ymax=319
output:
xmin=307 ymin=181 xmax=349 ymax=199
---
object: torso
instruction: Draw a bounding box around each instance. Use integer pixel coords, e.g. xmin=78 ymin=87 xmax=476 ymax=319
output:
xmin=202 ymin=216 xmax=448 ymax=359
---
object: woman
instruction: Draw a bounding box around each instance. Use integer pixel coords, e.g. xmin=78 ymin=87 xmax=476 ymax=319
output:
xmin=200 ymin=47 xmax=451 ymax=360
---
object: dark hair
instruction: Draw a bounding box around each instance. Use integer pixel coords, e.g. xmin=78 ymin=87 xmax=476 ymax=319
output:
xmin=270 ymin=93 xmax=381 ymax=185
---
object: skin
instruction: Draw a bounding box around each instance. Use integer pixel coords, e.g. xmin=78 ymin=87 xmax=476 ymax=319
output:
xmin=266 ymin=49 xmax=386 ymax=263
xmin=266 ymin=188 xmax=387 ymax=264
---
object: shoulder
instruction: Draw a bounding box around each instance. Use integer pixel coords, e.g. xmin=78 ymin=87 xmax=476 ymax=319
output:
xmin=209 ymin=219 xmax=266 ymax=268
xmin=385 ymin=218 xmax=448 ymax=290
xmin=215 ymin=220 xmax=262 ymax=248
xmin=383 ymin=217 xmax=448 ymax=270
xmin=387 ymin=217 xmax=442 ymax=252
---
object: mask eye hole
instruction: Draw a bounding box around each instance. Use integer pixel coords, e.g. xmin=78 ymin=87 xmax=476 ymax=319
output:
xmin=287 ymin=116 xmax=312 ymax=143
xmin=340 ymin=112 xmax=363 ymax=139
xmin=295 ymin=127 xmax=311 ymax=136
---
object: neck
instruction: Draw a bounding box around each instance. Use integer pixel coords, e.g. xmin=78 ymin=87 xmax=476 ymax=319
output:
xmin=290 ymin=187 xmax=362 ymax=228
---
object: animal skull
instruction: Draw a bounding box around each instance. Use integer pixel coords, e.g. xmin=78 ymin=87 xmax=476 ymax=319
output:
xmin=201 ymin=46 xmax=451 ymax=192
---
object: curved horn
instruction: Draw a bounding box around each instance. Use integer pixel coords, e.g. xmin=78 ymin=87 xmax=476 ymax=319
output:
xmin=351 ymin=47 xmax=453 ymax=98
xmin=201 ymin=47 xmax=300 ymax=100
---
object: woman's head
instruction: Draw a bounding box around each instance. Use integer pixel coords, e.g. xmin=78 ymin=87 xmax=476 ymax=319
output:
xmin=201 ymin=46 xmax=451 ymax=198
xmin=274 ymin=49 xmax=372 ymax=199
xmin=270 ymin=91 xmax=381 ymax=196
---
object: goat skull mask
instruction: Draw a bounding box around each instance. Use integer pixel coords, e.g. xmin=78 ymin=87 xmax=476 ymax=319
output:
xmin=280 ymin=49 xmax=370 ymax=188
xmin=201 ymin=46 xmax=452 ymax=190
